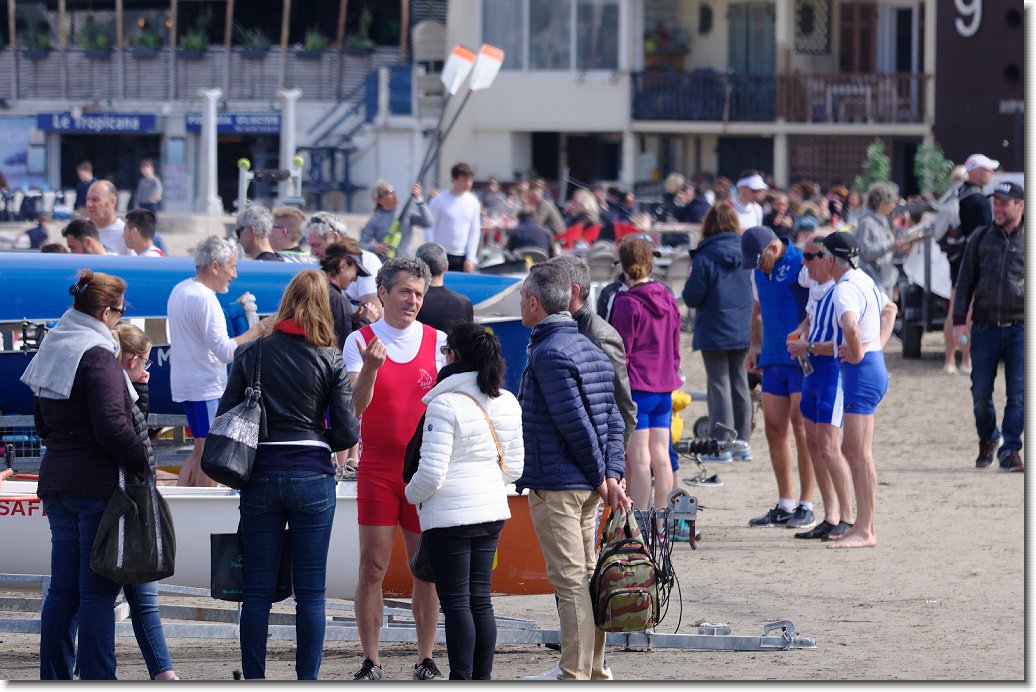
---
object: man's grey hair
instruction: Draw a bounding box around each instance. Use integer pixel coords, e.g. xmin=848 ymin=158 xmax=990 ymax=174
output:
xmin=376 ymin=256 xmax=432 ymax=292
xmin=305 ymin=211 xmax=347 ymax=240
xmin=547 ymin=255 xmax=590 ymax=304
xmin=865 ymin=181 xmax=899 ymax=211
xmin=833 ymin=256 xmax=853 ymax=270
xmin=415 ymin=242 xmax=448 ymax=277
xmin=238 ymin=204 xmax=273 ymax=238
xmin=194 ymin=235 xmax=236 ymax=270
xmin=523 ymin=264 xmax=571 ymax=315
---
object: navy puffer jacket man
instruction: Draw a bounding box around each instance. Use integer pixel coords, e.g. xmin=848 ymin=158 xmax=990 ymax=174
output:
xmin=517 ymin=317 xmax=625 ymax=491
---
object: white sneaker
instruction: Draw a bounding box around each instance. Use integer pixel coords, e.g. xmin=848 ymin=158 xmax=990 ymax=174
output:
xmin=523 ymin=662 xmax=561 ymax=680
xmin=522 ymin=661 xmax=614 ymax=680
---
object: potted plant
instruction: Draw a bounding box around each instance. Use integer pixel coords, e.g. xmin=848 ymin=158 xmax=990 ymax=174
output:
xmin=296 ymin=28 xmax=327 ymax=60
xmin=344 ymin=8 xmax=375 ymax=54
xmin=20 ymin=24 xmax=52 ymax=60
xmin=130 ymin=22 xmax=163 ymax=59
xmin=79 ymin=16 xmax=113 ymax=60
xmin=233 ymin=22 xmax=270 ymax=59
xmin=178 ymin=23 xmax=207 ymax=60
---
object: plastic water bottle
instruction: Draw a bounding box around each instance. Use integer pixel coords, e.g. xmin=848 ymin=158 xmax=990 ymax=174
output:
xmin=798 ymin=355 xmax=814 ymax=375
xmin=241 ymin=292 xmax=259 ymax=328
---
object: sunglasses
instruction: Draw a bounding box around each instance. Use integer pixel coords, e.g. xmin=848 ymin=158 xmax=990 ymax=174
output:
xmin=233 ymin=226 xmax=245 ymax=238
xmin=440 ymin=344 xmax=453 ymax=355
xmin=110 ymin=305 xmax=127 ymax=316
xmin=378 ymin=187 xmax=396 ymax=197
xmin=803 ymin=251 xmax=825 ymax=260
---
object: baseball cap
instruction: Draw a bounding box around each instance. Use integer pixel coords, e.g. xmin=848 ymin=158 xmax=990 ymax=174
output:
xmin=964 ymin=154 xmax=1000 ymax=172
xmin=736 ymin=174 xmax=768 ymax=191
xmin=987 ymin=180 xmax=1024 ymax=201
xmin=740 ymin=225 xmax=778 ymax=270
xmin=816 ymin=231 xmax=859 ymax=269
xmin=324 ymin=246 xmax=371 ymax=276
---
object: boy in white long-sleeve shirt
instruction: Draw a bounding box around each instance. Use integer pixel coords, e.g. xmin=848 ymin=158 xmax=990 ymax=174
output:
xmin=426 ymin=162 xmax=481 ymax=273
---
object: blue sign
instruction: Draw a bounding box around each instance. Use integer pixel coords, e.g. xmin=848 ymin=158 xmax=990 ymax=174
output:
xmin=37 ymin=112 xmax=158 ymax=133
xmin=184 ymin=112 xmax=281 ymax=134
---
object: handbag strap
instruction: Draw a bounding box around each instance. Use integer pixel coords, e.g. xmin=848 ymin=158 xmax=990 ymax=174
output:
xmin=252 ymin=336 xmax=263 ymax=391
xmin=455 ymin=391 xmax=504 ymax=473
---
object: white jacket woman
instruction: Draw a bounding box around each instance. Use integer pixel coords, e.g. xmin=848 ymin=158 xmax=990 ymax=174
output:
xmin=405 ymin=369 xmax=524 ymax=529
xmin=402 ymin=322 xmax=524 ymax=680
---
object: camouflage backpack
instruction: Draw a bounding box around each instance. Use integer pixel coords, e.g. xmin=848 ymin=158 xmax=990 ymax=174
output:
xmin=589 ymin=505 xmax=660 ymax=632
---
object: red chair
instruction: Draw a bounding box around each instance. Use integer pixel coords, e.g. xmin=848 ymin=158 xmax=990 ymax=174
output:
xmin=613 ymin=221 xmax=643 ymax=241
xmin=560 ymin=224 xmax=585 ymax=251
xmin=581 ymin=224 xmax=602 ymax=244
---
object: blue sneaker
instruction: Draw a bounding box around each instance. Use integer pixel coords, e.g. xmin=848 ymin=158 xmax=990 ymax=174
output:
xmin=734 ymin=448 xmax=752 ymax=462
xmin=699 ymin=451 xmax=733 ymax=463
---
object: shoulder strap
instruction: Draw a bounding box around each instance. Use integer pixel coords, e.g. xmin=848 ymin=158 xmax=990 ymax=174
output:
xmin=455 ymin=391 xmax=504 ymax=473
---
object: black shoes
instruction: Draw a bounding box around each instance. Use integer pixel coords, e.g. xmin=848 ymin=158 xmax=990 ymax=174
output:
xmin=998 ymin=451 xmax=1024 ymax=473
xmin=976 ymin=440 xmax=999 ymax=468
xmin=821 ymin=521 xmax=854 ymax=541
xmin=794 ymin=520 xmax=835 ymax=539
xmin=353 ymin=658 xmax=384 ymax=680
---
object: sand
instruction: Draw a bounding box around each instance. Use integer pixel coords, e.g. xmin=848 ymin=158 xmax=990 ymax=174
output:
xmin=0 ymin=327 xmax=1024 ymax=682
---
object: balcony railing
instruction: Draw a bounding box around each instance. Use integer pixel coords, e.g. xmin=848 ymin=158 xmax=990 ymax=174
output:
xmin=0 ymin=46 xmax=401 ymax=102
xmin=632 ymin=70 xmax=927 ymax=124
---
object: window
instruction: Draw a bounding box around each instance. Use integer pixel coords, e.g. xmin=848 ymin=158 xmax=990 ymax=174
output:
xmin=483 ymin=0 xmax=618 ymax=71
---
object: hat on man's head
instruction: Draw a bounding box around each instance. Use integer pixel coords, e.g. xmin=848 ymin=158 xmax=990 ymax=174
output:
xmin=964 ymin=154 xmax=1000 ymax=172
xmin=740 ymin=225 xmax=778 ymax=270
xmin=987 ymin=180 xmax=1024 ymax=201
xmin=324 ymin=247 xmax=371 ymax=276
xmin=816 ymin=231 xmax=859 ymax=269
xmin=736 ymin=174 xmax=768 ymax=191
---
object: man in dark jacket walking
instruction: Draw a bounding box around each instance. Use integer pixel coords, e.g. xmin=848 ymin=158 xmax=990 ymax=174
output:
xmin=953 ymin=181 xmax=1025 ymax=472
xmin=517 ymin=263 xmax=629 ymax=680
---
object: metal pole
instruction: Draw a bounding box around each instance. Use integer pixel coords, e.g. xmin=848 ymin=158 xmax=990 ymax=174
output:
xmin=199 ymin=88 xmax=224 ymax=215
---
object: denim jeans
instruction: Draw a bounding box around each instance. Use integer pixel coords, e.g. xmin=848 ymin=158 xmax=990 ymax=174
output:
xmin=970 ymin=321 xmax=1025 ymax=459
xmin=124 ymin=582 xmax=174 ymax=678
xmin=40 ymin=496 xmax=122 ymax=680
xmin=239 ymin=470 xmax=336 ymax=680
xmin=423 ymin=521 xmax=504 ymax=680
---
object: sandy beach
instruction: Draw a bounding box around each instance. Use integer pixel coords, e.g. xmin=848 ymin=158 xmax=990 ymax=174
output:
xmin=0 ymin=322 xmax=1025 ymax=682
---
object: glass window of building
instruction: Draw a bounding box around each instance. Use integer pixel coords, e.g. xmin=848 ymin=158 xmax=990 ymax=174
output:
xmin=484 ymin=0 xmax=618 ymax=71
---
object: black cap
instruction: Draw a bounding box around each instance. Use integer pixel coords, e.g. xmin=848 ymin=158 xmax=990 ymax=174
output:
xmin=324 ymin=247 xmax=371 ymax=276
xmin=987 ymin=180 xmax=1024 ymax=201
xmin=816 ymin=231 xmax=859 ymax=269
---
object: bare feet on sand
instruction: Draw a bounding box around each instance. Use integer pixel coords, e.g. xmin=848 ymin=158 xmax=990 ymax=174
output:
xmin=827 ymin=530 xmax=877 ymax=549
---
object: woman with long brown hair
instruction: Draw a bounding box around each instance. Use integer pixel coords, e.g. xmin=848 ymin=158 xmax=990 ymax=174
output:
xmin=21 ymin=270 xmax=149 ymax=679
xmin=216 ymin=269 xmax=361 ymax=679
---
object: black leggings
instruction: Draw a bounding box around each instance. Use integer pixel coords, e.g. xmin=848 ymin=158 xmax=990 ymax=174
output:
xmin=422 ymin=521 xmax=504 ymax=680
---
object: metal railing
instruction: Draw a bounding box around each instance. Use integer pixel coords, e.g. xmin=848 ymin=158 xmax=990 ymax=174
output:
xmin=632 ymin=70 xmax=927 ymax=124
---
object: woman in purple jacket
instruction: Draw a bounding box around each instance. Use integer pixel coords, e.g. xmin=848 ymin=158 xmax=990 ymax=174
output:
xmin=609 ymin=237 xmax=683 ymax=528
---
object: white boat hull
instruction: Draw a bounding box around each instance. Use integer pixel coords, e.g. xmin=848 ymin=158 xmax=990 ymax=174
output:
xmin=0 ymin=480 xmax=362 ymax=600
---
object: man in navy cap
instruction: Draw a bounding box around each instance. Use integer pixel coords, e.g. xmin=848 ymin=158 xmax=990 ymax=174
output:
xmin=953 ymin=180 xmax=1025 ymax=472
xmin=741 ymin=225 xmax=816 ymax=530
xmin=815 ymin=231 xmax=898 ymax=549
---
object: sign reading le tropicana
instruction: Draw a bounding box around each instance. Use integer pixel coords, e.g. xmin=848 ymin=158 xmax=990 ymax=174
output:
xmin=37 ymin=112 xmax=158 ymax=133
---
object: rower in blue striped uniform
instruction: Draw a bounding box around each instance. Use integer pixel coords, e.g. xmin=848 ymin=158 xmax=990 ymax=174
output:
xmin=787 ymin=231 xmax=854 ymax=541
xmin=815 ymin=231 xmax=898 ymax=550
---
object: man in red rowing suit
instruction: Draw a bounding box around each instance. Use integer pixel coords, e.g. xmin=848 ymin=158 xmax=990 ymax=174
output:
xmin=343 ymin=257 xmax=448 ymax=680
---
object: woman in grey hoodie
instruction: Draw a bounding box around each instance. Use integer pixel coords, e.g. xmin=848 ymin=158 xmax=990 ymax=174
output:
xmin=359 ymin=180 xmax=432 ymax=259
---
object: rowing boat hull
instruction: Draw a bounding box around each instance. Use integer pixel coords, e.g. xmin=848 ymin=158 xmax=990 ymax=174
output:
xmin=0 ymin=480 xmax=552 ymax=599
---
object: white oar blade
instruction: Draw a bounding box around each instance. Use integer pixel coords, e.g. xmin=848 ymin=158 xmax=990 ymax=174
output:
xmin=468 ymin=44 xmax=504 ymax=91
xmin=440 ymin=45 xmax=476 ymax=95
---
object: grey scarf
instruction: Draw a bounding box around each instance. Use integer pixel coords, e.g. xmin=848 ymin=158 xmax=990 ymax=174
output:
xmin=20 ymin=308 xmax=131 ymax=401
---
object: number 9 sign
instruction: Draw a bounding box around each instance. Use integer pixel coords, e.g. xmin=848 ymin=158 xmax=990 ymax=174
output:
xmin=955 ymin=0 xmax=982 ymax=38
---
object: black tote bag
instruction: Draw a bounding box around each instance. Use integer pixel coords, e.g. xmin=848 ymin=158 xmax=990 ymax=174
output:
xmin=91 ymin=468 xmax=176 ymax=584
xmin=210 ymin=530 xmax=293 ymax=602
xmin=201 ymin=338 xmax=267 ymax=489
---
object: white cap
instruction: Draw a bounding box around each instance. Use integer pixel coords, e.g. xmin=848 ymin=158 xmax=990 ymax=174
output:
xmin=736 ymin=174 xmax=768 ymax=191
xmin=964 ymin=154 xmax=1000 ymax=172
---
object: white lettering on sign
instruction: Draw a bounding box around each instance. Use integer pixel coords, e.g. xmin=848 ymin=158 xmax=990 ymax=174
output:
xmin=156 ymin=346 xmax=171 ymax=367
xmin=954 ymin=0 xmax=982 ymax=38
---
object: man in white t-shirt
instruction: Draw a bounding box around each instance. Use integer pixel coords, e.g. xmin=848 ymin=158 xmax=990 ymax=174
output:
xmin=342 ymin=257 xmax=447 ymax=681
xmin=305 ymin=212 xmax=383 ymax=324
xmin=86 ymin=179 xmax=131 ymax=255
xmin=167 ymin=235 xmax=272 ymax=487
xmin=730 ymin=173 xmax=767 ymax=231
xmin=425 ymin=162 xmax=481 ymax=273
xmin=816 ymin=232 xmax=897 ymax=550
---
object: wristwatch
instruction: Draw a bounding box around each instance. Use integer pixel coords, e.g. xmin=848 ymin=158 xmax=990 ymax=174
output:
xmin=807 ymin=342 xmax=816 ymax=356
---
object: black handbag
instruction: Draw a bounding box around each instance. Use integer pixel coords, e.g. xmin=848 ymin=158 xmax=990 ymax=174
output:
xmin=409 ymin=537 xmax=435 ymax=582
xmin=91 ymin=466 xmax=176 ymax=584
xmin=201 ymin=338 xmax=267 ymax=489
xmin=210 ymin=528 xmax=293 ymax=602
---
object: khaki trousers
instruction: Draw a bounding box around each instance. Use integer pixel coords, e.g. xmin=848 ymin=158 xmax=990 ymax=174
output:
xmin=528 ymin=488 xmax=607 ymax=680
